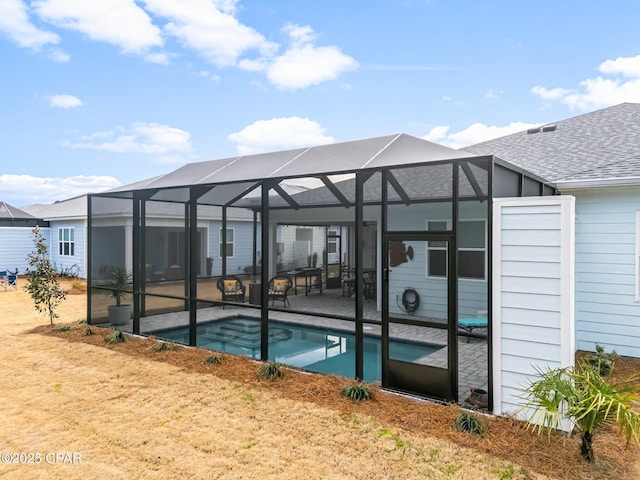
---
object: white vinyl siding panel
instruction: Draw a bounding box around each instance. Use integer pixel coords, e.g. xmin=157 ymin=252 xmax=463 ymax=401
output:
xmin=492 ymin=196 xmax=575 ymax=431
xmin=568 ymin=188 xmax=640 ymax=358
xmin=0 ymin=227 xmax=50 ymax=274
xmin=208 ymin=221 xmax=254 ymax=276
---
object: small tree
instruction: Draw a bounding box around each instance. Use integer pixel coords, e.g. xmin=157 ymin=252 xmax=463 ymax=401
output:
xmin=24 ymin=226 xmax=67 ymax=325
xmin=520 ymin=362 xmax=640 ymax=463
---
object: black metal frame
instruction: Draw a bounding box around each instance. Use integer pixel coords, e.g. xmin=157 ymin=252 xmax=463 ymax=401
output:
xmin=86 ymin=154 xmax=552 ymax=405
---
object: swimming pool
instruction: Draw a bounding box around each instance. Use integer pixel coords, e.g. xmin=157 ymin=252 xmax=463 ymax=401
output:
xmin=153 ymin=316 xmax=441 ymax=382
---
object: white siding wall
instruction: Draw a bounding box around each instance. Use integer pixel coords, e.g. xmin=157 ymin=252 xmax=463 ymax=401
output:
xmin=50 ymin=221 xmax=86 ymax=277
xmin=0 ymin=227 xmax=50 ymax=274
xmin=208 ymin=220 xmax=255 ymax=275
xmin=388 ymin=201 xmax=488 ymax=318
xmin=567 ymin=188 xmax=640 ymax=358
xmin=492 ymin=196 xmax=575 ymax=430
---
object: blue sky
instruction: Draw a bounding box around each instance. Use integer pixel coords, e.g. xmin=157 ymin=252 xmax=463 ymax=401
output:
xmin=2 ymin=0 xmax=640 ymax=207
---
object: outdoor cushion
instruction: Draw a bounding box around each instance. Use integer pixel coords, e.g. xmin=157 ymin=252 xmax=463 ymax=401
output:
xmin=272 ymin=278 xmax=287 ymax=292
xmin=458 ymin=318 xmax=488 ymax=329
xmin=223 ymin=279 xmax=238 ymax=292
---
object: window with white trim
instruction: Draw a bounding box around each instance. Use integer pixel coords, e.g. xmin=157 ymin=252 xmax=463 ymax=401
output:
xmin=427 ymin=221 xmax=448 ymax=277
xmin=219 ymin=228 xmax=234 ymax=257
xmin=58 ymin=227 xmax=75 ymax=257
xmin=458 ymin=220 xmax=486 ymax=280
xmin=426 ymin=220 xmax=486 ymax=280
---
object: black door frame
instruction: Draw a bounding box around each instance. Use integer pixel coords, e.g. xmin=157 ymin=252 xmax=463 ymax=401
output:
xmin=381 ymin=232 xmax=458 ymax=401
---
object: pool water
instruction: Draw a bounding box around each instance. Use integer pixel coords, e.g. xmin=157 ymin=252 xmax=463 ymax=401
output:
xmin=154 ymin=316 xmax=440 ymax=382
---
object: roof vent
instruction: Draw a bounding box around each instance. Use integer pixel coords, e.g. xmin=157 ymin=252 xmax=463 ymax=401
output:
xmin=527 ymin=127 xmax=541 ymax=134
xmin=542 ymin=124 xmax=556 ymax=132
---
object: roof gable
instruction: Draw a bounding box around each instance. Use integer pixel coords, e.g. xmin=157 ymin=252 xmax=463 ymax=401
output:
xmin=0 ymin=201 xmax=36 ymax=220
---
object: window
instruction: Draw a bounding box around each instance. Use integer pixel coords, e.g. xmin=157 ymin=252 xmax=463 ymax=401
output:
xmin=219 ymin=228 xmax=234 ymax=257
xmin=426 ymin=220 xmax=486 ymax=280
xmin=458 ymin=220 xmax=486 ymax=280
xmin=167 ymin=231 xmax=185 ymax=266
xmin=327 ymin=230 xmax=338 ymax=254
xmin=58 ymin=227 xmax=75 ymax=257
xmin=427 ymin=221 xmax=447 ymax=277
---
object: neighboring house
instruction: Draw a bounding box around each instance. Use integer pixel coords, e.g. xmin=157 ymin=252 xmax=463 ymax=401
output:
xmin=464 ymin=102 xmax=640 ymax=358
xmin=22 ymin=194 xmax=257 ymax=279
xmin=23 ymin=196 xmax=88 ymax=278
xmin=0 ymin=201 xmax=49 ymax=273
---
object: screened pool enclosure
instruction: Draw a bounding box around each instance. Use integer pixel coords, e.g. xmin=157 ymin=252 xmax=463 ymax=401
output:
xmin=87 ymin=133 xmax=554 ymax=406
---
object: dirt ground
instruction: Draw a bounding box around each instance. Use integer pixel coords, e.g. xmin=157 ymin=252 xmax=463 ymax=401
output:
xmin=1 ymin=279 xmax=639 ymax=480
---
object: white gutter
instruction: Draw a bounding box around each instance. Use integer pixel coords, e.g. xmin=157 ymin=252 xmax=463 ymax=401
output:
xmin=555 ymin=176 xmax=640 ymax=190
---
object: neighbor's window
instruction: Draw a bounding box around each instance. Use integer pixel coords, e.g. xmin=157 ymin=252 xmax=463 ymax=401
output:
xmin=426 ymin=220 xmax=486 ymax=280
xmin=58 ymin=227 xmax=75 ymax=257
xmin=167 ymin=231 xmax=185 ymax=266
xmin=327 ymin=229 xmax=338 ymax=254
xmin=219 ymin=228 xmax=234 ymax=257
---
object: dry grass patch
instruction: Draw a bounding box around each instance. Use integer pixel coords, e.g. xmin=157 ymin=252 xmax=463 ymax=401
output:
xmin=34 ymin=320 xmax=640 ymax=480
xmin=2 ymin=279 xmax=639 ymax=479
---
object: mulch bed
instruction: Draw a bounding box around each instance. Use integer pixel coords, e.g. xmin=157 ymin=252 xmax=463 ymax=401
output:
xmin=32 ymin=322 xmax=640 ymax=480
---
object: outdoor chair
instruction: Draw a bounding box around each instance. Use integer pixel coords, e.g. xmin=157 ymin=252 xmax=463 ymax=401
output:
xmin=0 ymin=271 xmax=6 ymax=291
xmin=6 ymin=274 xmax=17 ymax=290
xmin=458 ymin=317 xmax=488 ymax=343
xmin=216 ymin=275 xmax=246 ymax=304
xmin=268 ymin=275 xmax=292 ymax=307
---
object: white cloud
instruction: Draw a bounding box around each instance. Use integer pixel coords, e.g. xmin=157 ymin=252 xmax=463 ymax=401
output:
xmin=64 ymin=122 xmax=193 ymax=156
xmin=532 ymin=54 xmax=640 ymax=110
xmin=49 ymin=94 xmax=84 ymax=108
xmin=33 ymin=0 xmax=163 ymax=54
xmin=228 ymin=117 xmax=334 ymax=155
xmin=142 ymin=0 xmax=277 ymax=67
xmin=0 ymin=0 xmax=59 ymax=49
xmin=47 ymin=47 xmax=69 ymax=62
xmin=0 ymin=174 xmax=121 ymax=205
xmin=599 ymin=54 xmax=640 ymax=77
xmin=531 ymin=85 xmax=573 ymax=100
xmin=4 ymin=1 xmax=354 ymax=90
xmin=144 ymin=52 xmax=171 ymax=64
xmin=424 ymin=121 xmax=539 ymax=149
xmin=193 ymin=70 xmax=221 ymax=82
xmin=264 ymin=24 xmax=357 ymax=90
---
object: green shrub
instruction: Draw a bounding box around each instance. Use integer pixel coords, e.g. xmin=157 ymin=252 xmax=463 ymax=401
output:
xmin=52 ymin=325 xmax=71 ymax=332
xmin=151 ymin=340 xmax=179 ymax=352
xmin=204 ymin=355 xmax=223 ymax=365
xmin=24 ymin=226 xmax=66 ymax=325
xmin=585 ymin=344 xmax=619 ymax=376
xmin=455 ymin=411 xmax=485 ymax=436
xmin=340 ymin=382 xmax=372 ymax=401
xmin=519 ymin=362 xmax=640 ymax=463
xmin=257 ymin=361 xmax=284 ymax=381
xmin=105 ymin=330 xmax=127 ymax=344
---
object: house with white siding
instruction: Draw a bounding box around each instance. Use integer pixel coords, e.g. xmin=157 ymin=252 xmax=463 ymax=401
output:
xmin=21 ymin=195 xmax=257 ymax=279
xmin=0 ymin=202 xmax=49 ymax=274
xmin=464 ymin=102 xmax=640 ymax=359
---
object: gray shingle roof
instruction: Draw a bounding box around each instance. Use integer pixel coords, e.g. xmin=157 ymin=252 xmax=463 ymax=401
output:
xmin=462 ymin=103 xmax=640 ymax=184
xmin=0 ymin=201 xmax=36 ymax=220
xmin=23 ymin=194 xmax=254 ymax=221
